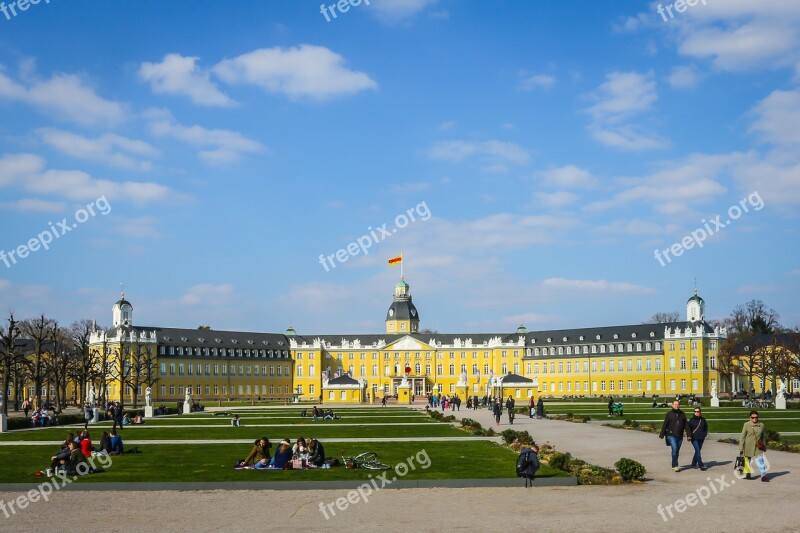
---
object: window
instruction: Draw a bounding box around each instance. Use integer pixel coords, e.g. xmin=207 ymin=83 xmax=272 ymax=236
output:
xmin=558 ymin=362 xmax=564 ymax=373
xmin=646 ymin=380 xmax=652 ymax=391
xmin=670 ymin=379 xmax=676 ymax=391
xmin=646 ymin=359 xmax=652 ymax=371
xmin=169 ymin=385 xmax=175 ymax=395
xmin=619 ymin=380 xmax=624 ymax=391
xmin=692 ymin=357 xmax=698 ymax=370
xmin=655 ymin=342 xmax=661 ymax=351
xmin=636 ymin=359 xmax=642 ymax=371
xmin=178 ymin=364 xmax=184 ymax=376
xmin=221 ymin=364 xmax=227 ymax=375
xmin=161 ymin=384 xmax=166 ymax=396
xmin=601 ymin=381 xmax=606 ymax=391
xmin=656 ymin=360 xmax=662 ymax=371
xmin=680 ymin=342 xmax=686 ymax=351
xmin=609 ymin=360 xmax=614 ymax=372
xmin=636 ymin=380 xmax=641 ymax=390
xmin=297 ymin=364 xmax=303 ymax=377
xmin=591 ymin=361 xmax=597 ymax=372
xmin=205 ymin=364 xmax=210 ymax=376
xmin=680 ymin=379 xmax=687 ymax=390
xmin=692 ymin=379 xmax=698 ymax=391
xmin=609 ymin=381 xmax=614 ymax=391
xmin=309 ymin=364 xmax=315 ymax=377
xmin=709 ymin=356 xmax=716 ymax=369
xmin=501 ymin=363 xmax=508 ymax=374
xmin=309 ymin=384 xmax=315 ymax=394
xmin=680 ymin=357 xmax=686 ymax=370
xmin=372 ymin=364 xmax=378 ymax=376
xmin=566 ymin=362 xmax=572 ymax=373
xmin=627 ymin=359 xmax=632 ymax=371
xmin=600 ymin=361 xmax=606 ymax=372
xmin=449 ymin=364 xmax=455 ymax=376
xmin=160 ymin=363 xmax=167 ymax=375
xmin=583 ymin=361 xmax=589 ymax=372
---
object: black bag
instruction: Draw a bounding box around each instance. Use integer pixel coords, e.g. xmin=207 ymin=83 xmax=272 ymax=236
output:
xmin=734 ymin=454 xmax=744 ymax=475
xmin=516 ymin=448 xmax=540 ymax=487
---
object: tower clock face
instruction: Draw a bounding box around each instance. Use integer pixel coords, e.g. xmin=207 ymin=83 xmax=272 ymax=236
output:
xmin=389 ymin=309 xmax=394 ymax=317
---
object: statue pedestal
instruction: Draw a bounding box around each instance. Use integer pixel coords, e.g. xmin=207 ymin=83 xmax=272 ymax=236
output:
xmin=92 ymin=408 xmax=100 ymax=423
xmin=397 ymin=384 xmax=412 ymax=405
xmin=710 ymin=397 xmax=720 ymax=407
xmin=775 ymin=396 xmax=787 ymax=410
xmin=183 ymin=401 xmax=191 ymax=415
xmin=0 ymin=413 xmax=7 ymax=433
xmin=144 ymin=406 xmax=154 ymax=418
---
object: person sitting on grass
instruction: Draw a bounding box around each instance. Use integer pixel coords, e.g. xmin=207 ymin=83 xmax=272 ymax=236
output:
xmin=109 ymin=430 xmax=124 ymax=455
xmin=311 ymin=406 xmax=320 ymax=420
xmin=271 ymin=439 xmax=294 ymax=469
xmin=122 ymin=412 xmax=132 ymax=426
xmin=308 ymin=438 xmax=326 ymax=467
xmin=79 ymin=430 xmax=93 ymax=457
xmin=48 ymin=442 xmax=72 ymax=472
xmin=244 ymin=437 xmax=272 ymax=469
xmin=323 ymin=409 xmax=338 ymax=420
xmin=232 ymin=414 xmax=241 ymax=427
xmin=99 ymin=431 xmax=112 ymax=455
xmin=293 ymin=437 xmax=308 ymax=455
xmin=64 ymin=440 xmax=89 ymax=475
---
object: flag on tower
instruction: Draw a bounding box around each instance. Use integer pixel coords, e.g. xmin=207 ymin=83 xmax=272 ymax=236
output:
xmin=388 ymin=255 xmax=402 ymax=266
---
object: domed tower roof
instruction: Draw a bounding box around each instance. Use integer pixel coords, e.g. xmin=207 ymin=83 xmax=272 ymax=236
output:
xmin=285 ymin=325 xmax=297 ymax=337
xmin=686 ymin=288 xmax=705 ymax=322
xmin=516 ymin=325 xmax=528 ymax=335
xmin=386 ymin=275 xmax=420 ymax=334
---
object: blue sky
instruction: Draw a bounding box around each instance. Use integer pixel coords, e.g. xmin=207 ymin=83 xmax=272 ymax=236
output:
xmin=0 ymin=0 xmax=798 ymax=334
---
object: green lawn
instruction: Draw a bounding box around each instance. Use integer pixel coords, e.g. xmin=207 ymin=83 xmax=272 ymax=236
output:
xmin=0 ymin=441 xmax=567 ymax=483
xmin=542 ymin=404 xmax=800 ymax=433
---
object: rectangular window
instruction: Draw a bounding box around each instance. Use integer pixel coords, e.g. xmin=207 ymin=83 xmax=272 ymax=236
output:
xmin=646 ymin=359 xmax=652 ymax=371
xmin=656 ymin=379 xmax=661 ymax=391
xmin=655 ymin=360 xmax=662 ymax=371
xmin=169 ymin=385 xmax=175 ymax=395
xmin=178 ymin=364 xmax=184 ymax=376
xmin=609 ymin=381 xmax=614 ymax=391
xmin=636 ymin=359 xmax=642 ymax=371
xmin=601 ymin=381 xmax=606 ymax=391
xmin=680 ymin=357 xmax=686 ymax=370
xmin=680 ymin=379 xmax=687 ymax=390
xmin=160 ymin=384 xmax=166 ymax=396
xmin=636 ymin=380 xmax=641 ymax=390
xmin=670 ymin=379 xmax=676 ymax=391
xmin=160 ymin=363 xmax=167 ymax=375
xmin=692 ymin=379 xmax=698 ymax=391
xmin=221 ymin=364 xmax=227 ymax=375
xmin=692 ymin=357 xmax=698 ymax=370
xmin=709 ymin=356 xmax=716 ymax=369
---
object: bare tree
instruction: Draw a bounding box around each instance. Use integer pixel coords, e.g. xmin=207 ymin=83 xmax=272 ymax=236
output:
xmin=45 ymin=321 xmax=73 ymax=412
xmin=20 ymin=315 xmax=56 ymax=409
xmin=0 ymin=313 xmax=22 ymax=416
xmin=68 ymin=320 xmax=96 ymax=407
xmin=644 ymin=312 xmax=680 ymax=324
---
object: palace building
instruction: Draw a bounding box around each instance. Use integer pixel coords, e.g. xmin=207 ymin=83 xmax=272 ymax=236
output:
xmin=86 ymin=277 xmax=730 ymax=405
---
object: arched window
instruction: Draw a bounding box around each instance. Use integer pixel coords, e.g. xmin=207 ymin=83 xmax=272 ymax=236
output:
xmin=296 ymin=364 xmax=303 ymax=377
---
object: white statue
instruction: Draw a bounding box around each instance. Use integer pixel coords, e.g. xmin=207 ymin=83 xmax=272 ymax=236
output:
xmin=88 ymin=386 xmax=96 ymax=407
xmin=145 ymin=387 xmax=152 ymax=407
xmin=777 ymin=382 xmax=787 ymax=399
xmin=711 ymin=383 xmax=717 ymax=399
xmin=185 ymin=387 xmax=192 ymax=403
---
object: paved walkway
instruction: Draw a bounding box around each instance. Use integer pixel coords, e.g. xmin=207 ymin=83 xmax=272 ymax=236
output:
xmin=1 ymin=405 xmax=797 ymax=532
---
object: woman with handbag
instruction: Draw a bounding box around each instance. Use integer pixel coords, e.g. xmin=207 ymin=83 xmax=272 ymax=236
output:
xmin=739 ymin=410 xmax=768 ymax=481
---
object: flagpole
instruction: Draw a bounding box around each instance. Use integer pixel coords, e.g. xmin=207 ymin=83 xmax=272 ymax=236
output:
xmin=400 ymin=252 xmax=403 ymax=279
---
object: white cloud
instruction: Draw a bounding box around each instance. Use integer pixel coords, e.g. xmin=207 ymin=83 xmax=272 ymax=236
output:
xmin=370 ymin=0 xmax=438 ymax=22
xmin=0 ymin=152 xmax=182 ymax=205
xmin=1 ymin=198 xmax=66 ymax=213
xmin=0 ymin=68 xmax=127 ymax=127
xmin=584 ymin=71 xmax=668 ymax=151
xmin=532 ymin=191 xmax=579 ymax=209
xmin=138 ymin=53 xmax=235 ymax=107
xmin=667 ymin=65 xmax=701 ymax=89
xmin=0 ymin=153 xmax=45 ymax=186
xmin=586 ymin=152 xmax=738 ymax=214
xmin=536 ymin=165 xmax=598 ymax=188
xmin=519 ymin=74 xmax=556 ymax=91
xmin=429 ymin=140 xmax=530 ymax=169
xmin=180 ymin=284 xmax=236 ymax=306
xmin=749 ymin=89 xmax=800 ymax=146
xmin=213 ymin=45 xmax=377 ymax=101
xmin=38 ymin=128 xmax=159 ymax=171
xmin=438 ymin=120 xmax=457 ymax=130
xmin=542 ymin=278 xmax=655 ymax=294
xmin=145 ymin=109 xmax=266 ymax=164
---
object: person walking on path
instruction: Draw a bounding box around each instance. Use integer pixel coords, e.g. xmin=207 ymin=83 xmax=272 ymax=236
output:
xmin=83 ymin=404 xmax=93 ymax=430
xmin=506 ymin=395 xmax=515 ymax=425
xmin=112 ymin=401 xmax=124 ymax=432
xmin=535 ymin=397 xmax=544 ymax=419
xmin=659 ymin=400 xmax=692 ymax=472
xmin=687 ymin=406 xmax=708 ymax=470
xmin=607 ymin=396 xmax=614 ymax=417
xmin=739 ymin=410 xmax=769 ymax=481
xmin=493 ymin=400 xmax=502 ymax=426
xmin=529 ymin=396 xmax=535 ymax=418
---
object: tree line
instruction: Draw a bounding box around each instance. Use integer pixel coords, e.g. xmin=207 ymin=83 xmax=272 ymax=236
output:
xmin=0 ymin=313 xmax=158 ymax=416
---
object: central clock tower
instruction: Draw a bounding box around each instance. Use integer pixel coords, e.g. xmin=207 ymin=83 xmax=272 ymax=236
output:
xmin=385 ymin=276 xmax=420 ymax=334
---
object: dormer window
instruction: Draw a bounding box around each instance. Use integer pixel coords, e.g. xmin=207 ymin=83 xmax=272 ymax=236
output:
xmin=613 ymin=334 xmax=619 ymax=339
xmin=631 ymin=333 xmax=637 ymax=338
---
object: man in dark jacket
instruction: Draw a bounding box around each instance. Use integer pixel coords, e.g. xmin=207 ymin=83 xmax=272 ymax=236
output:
xmin=506 ymin=395 xmax=515 ymax=424
xmin=309 ymin=438 xmax=325 ymax=467
xmin=659 ymin=400 xmax=692 ymax=472
xmin=688 ymin=407 xmax=708 ymax=471
xmin=493 ymin=400 xmax=502 ymax=426
xmin=112 ymin=402 xmax=124 ymax=432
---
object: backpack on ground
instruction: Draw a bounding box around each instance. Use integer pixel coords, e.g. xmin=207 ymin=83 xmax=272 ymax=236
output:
xmin=516 ymin=447 xmax=540 ymax=488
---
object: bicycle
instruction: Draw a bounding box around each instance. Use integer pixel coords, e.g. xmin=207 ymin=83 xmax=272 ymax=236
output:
xmin=341 ymin=451 xmax=391 ymax=470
